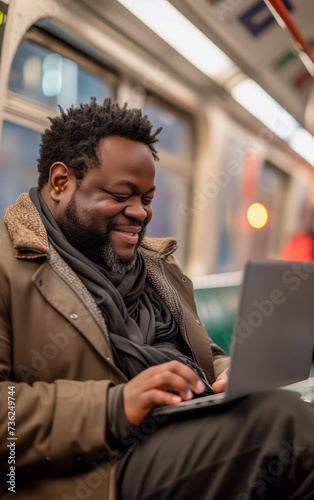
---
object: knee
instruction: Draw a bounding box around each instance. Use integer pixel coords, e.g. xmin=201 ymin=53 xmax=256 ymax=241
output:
xmin=239 ymin=389 xmax=313 ymax=432
xmin=248 ymin=389 xmax=306 ymax=413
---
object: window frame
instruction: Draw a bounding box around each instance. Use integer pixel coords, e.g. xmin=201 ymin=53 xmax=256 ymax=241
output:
xmin=9 ymin=27 xmax=118 ymax=99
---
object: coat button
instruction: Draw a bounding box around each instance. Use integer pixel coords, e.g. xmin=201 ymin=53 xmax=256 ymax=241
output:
xmin=74 ymin=454 xmax=84 ymax=462
xmin=70 ymin=313 xmax=78 ymax=320
xmin=195 ymin=319 xmax=201 ymax=325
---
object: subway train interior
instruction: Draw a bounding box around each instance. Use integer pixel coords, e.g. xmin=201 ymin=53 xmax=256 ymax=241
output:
xmin=3 ymin=3 xmax=314 ymax=496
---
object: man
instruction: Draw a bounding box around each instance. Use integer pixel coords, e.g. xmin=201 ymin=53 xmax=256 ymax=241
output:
xmin=0 ymin=98 xmax=313 ymax=500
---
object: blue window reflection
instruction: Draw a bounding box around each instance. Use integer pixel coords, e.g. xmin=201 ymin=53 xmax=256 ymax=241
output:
xmin=9 ymin=40 xmax=114 ymax=109
xmin=146 ymin=168 xmax=190 ymax=263
xmin=0 ymin=122 xmax=40 ymax=218
xmin=144 ymin=101 xmax=193 ymax=160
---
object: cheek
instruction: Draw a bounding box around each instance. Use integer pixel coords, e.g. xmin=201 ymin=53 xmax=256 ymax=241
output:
xmin=145 ymin=206 xmax=153 ymax=223
xmin=89 ymin=200 xmax=122 ymax=220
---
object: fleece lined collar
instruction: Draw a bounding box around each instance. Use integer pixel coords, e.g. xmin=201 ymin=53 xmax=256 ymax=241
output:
xmin=4 ymin=193 xmax=49 ymax=259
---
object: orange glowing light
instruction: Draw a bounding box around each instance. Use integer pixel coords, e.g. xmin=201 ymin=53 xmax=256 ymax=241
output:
xmin=247 ymin=203 xmax=268 ymax=229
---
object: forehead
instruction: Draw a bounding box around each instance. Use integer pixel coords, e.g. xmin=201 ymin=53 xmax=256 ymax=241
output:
xmin=92 ymin=135 xmax=156 ymax=185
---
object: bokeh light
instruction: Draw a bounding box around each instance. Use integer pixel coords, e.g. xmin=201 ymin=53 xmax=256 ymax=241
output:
xmin=247 ymin=203 xmax=268 ymax=228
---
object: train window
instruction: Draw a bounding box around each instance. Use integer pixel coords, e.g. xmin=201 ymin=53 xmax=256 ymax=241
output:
xmin=143 ymin=98 xmax=194 ymax=264
xmin=215 ymin=147 xmax=289 ymax=272
xmin=0 ymin=122 xmax=40 ymax=218
xmin=144 ymin=99 xmax=193 ymax=160
xmin=254 ymin=161 xmax=289 ymax=254
xmin=146 ymin=167 xmax=190 ymax=263
xmin=8 ymin=39 xmax=115 ymax=110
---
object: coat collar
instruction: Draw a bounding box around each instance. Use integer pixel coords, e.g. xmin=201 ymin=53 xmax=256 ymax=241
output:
xmin=140 ymin=235 xmax=178 ymax=259
xmin=4 ymin=193 xmax=178 ymax=260
xmin=4 ymin=193 xmax=49 ymax=259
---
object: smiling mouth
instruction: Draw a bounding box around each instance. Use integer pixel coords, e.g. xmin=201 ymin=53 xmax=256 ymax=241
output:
xmin=111 ymin=227 xmax=142 ymax=246
xmin=120 ymin=230 xmax=138 ymax=236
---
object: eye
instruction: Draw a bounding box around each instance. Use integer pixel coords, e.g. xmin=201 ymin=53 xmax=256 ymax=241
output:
xmin=112 ymin=194 xmax=130 ymax=202
xmin=142 ymin=198 xmax=153 ymax=206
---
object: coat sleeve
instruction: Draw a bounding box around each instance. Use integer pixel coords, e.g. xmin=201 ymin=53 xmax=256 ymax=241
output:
xmin=0 ymin=291 xmax=119 ymax=475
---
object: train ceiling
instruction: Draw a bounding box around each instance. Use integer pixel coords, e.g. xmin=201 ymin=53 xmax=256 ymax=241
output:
xmin=171 ymin=0 xmax=314 ymax=129
xmin=79 ymin=0 xmax=314 ymax=129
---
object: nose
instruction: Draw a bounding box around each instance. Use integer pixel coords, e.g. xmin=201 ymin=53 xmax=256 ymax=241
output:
xmin=123 ymin=199 xmax=149 ymax=221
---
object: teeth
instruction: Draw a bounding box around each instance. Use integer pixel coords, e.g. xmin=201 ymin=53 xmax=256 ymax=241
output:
xmin=122 ymin=231 xmax=136 ymax=236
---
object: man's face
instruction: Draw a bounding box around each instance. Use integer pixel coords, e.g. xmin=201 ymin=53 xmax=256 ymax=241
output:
xmin=55 ymin=136 xmax=156 ymax=272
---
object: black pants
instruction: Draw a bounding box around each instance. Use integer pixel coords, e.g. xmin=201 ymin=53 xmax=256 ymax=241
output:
xmin=117 ymin=390 xmax=314 ymax=500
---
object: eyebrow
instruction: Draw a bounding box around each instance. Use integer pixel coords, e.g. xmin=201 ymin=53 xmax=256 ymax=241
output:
xmin=110 ymin=180 xmax=156 ymax=194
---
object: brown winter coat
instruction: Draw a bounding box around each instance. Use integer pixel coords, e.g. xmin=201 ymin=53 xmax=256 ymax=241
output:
xmin=0 ymin=194 xmax=228 ymax=500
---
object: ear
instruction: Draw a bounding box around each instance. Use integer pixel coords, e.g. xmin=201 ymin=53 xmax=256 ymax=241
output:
xmin=48 ymin=162 xmax=72 ymax=202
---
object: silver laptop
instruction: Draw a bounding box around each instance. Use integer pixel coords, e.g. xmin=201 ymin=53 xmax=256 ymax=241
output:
xmin=151 ymin=259 xmax=314 ymax=416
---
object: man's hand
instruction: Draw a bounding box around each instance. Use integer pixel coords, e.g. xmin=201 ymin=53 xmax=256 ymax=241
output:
xmin=123 ymin=361 xmax=206 ymax=426
xmin=212 ymin=369 xmax=229 ymax=393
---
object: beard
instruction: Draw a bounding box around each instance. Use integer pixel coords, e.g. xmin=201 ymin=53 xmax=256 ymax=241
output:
xmin=55 ymin=191 xmax=146 ymax=273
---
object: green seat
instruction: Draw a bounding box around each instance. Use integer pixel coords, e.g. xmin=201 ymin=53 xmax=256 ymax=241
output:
xmin=193 ymin=285 xmax=241 ymax=355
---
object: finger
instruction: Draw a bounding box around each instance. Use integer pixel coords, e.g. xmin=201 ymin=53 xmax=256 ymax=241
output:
xmin=123 ymin=386 xmax=183 ymax=426
xmin=212 ymin=379 xmax=227 ymax=393
xmin=150 ymin=371 xmax=195 ymax=401
xmin=145 ymin=388 xmax=182 ymax=408
xmin=157 ymin=361 xmax=206 ymax=394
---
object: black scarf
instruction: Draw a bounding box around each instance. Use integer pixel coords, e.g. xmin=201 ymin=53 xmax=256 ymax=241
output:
xmin=29 ymin=187 xmax=211 ymax=390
